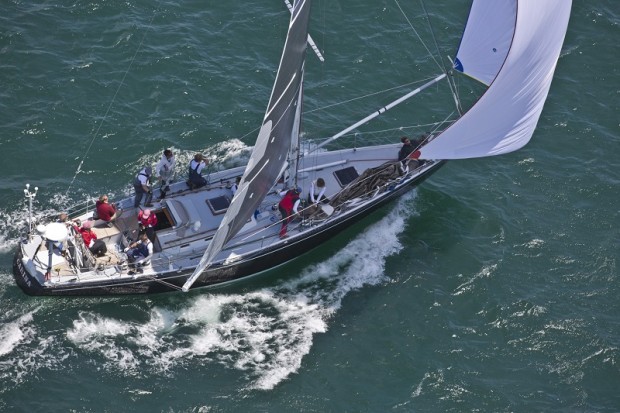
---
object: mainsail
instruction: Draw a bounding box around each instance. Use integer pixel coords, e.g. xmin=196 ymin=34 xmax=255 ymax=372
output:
xmin=182 ymin=0 xmax=312 ymax=291
xmin=419 ymin=0 xmax=571 ymax=160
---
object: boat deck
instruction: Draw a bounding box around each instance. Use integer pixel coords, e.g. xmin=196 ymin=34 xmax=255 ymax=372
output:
xmin=18 ymin=142 xmax=429 ymax=292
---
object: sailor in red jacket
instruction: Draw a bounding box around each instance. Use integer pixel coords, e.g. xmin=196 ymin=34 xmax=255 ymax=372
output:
xmin=278 ymin=186 xmax=301 ymax=238
xmin=138 ymin=208 xmax=158 ymax=242
xmin=79 ymin=220 xmax=107 ymax=257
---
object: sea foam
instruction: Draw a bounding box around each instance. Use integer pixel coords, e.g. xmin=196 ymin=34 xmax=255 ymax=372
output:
xmin=63 ymin=190 xmax=418 ymax=389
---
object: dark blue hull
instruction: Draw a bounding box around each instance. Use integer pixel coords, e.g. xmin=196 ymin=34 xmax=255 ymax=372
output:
xmin=13 ymin=162 xmax=445 ymax=296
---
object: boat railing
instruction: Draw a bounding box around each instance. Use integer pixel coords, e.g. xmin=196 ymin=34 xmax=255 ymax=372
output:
xmin=65 ymin=198 xmax=98 ymax=219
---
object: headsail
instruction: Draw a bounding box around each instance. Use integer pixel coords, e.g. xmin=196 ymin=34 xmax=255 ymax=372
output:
xmin=453 ymin=0 xmax=516 ymax=86
xmin=419 ymin=0 xmax=571 ymax=160
xmin=182 ymin=0 xmax=312 ymax=292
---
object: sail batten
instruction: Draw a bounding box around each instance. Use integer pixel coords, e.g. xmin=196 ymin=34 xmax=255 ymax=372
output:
xmin=182 ymin=0 xmax=312 ymax=292
xmin=419 ymin=0 xmax=571 ymax=161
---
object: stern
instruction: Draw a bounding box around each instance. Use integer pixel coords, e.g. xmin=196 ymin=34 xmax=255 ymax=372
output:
xmin=13 ymin=247 xmax=43 ymax=296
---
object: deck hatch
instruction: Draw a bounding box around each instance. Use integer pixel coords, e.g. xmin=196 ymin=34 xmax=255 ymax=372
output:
xmin=206 ymin=196 xmax=231 ymax=215
xmin=334 ymin=166 xmax=359 ymax=187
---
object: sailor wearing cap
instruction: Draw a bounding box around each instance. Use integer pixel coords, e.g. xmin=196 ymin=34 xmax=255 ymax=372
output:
xmin=124 ymin=232 xmax=153 ymax=275
xmin=133 ymin=166 xmax=153 ymax=208
xmin=138 ymin=208 xmax=158 ymax=242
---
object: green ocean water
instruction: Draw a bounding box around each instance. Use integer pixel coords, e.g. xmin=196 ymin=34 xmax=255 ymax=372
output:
xmin=1 ymin=1 xmax=619 ymax=412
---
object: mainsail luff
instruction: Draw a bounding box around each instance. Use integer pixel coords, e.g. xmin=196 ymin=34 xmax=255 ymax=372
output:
xmin=182 ymin=0 xmax=312 ymax=292
xmin=419 ymin=0 xmax=571 ymax=160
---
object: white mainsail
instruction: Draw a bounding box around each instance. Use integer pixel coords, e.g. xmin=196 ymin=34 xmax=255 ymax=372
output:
xmin=419 ymin=0 xmax=571 ymax=160
xmin=182 ymin=0 xmax=312 ymax=292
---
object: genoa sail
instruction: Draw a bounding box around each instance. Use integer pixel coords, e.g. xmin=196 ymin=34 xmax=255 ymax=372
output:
xmin=420 ymin=0 xmax=572 ymax=160
xmin=182 ymin=0 xmax=312 ymax=291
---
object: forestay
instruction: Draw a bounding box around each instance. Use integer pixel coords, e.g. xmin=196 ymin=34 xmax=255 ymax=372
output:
xmin=419 ymin=0 xmax=571 ymax=160
xmin=182 ymin=0 xmax=312 ymax=291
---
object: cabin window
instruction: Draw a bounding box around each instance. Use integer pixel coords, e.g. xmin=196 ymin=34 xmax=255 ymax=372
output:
xmin=334 ymin=166 xmax=359 ymax=187
xmin=206 ymin=196 xmax=231 ymax=215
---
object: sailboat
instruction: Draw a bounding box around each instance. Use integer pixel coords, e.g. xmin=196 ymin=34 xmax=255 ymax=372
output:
xmin=13 ymin=0 xmax=572 ymax=296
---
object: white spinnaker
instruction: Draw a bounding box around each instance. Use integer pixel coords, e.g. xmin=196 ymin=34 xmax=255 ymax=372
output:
xmin=420 ymin=0 xmax=571 ymax=160
xmin=453 ymin=0 xmax=517 ymax=86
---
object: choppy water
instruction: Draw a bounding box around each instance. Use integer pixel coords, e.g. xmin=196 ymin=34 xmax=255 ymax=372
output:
xmin=1 ymin=1 xmax=619 ymax=412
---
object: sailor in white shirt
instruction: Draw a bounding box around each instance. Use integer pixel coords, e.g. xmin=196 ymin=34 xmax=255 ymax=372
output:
xmin=156 ymin=148 xmax=175 ymax=197
xmin=308 ymin=177 xmax=327 ymax=204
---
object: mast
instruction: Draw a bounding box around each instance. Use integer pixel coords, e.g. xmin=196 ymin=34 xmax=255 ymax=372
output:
xmin=286 ymin=76 xmax=304 ymax=189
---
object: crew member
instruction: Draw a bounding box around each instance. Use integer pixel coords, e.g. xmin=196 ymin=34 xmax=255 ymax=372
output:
xmin=278 ymin=186 xmax=301 ymax=238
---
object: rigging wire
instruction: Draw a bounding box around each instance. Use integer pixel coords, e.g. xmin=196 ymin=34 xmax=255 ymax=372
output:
xmin=146 ymin=274 xmax=183 ymax=291
xmin=392 ymin=0 xmax=443 ymax=74
xmin=304 ymin=76 xmax=439 ymax=115
xmin=305 ymin=0 xmax=327 ymax=177
xmin=328 ymin=116 xmax=457 ymax=141
xmin=66 ymin=8 xmax=159 ymax=196
xmin=418 ymin=0 xmax=463 ymax=114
